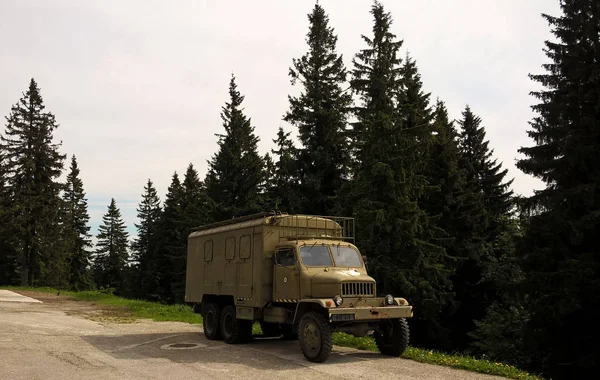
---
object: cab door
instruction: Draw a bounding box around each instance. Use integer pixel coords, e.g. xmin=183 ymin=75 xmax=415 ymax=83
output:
xmin=273 ymin=247 xmax=301 ymax=302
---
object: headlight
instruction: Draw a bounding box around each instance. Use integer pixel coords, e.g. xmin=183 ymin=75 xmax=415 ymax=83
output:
xmin=333 ymin=295 xmax=343 ymax=306
xmin=385 ymin=294 xmax=395 ymax=305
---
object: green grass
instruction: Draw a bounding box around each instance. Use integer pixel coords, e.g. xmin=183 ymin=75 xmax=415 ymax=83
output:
xmin=330 ymin=332 xmax=541 ymax=380
xmin=2 ymin=286 xmax=540 ymax=379
xmin=2 ymin=286 xmax=203 ymax=325
xmin=72 ymin=291 xmax=203 ymax=324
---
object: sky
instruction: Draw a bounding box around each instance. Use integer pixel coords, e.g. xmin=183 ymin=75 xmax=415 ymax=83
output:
xmin=0 ymin=0 xmax=561 ymax=239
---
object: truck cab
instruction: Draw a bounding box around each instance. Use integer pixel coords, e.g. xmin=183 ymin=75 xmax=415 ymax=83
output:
xmin=273 ymin=239 xmax=373 ymax=301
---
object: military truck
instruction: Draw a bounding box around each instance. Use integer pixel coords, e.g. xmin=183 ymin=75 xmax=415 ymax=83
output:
xmin=184 ymin=212 xmax=413 ymax=363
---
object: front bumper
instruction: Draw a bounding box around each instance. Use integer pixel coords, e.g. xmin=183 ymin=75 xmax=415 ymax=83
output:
xmin=328 ymin=304 xmax=413 ymax=322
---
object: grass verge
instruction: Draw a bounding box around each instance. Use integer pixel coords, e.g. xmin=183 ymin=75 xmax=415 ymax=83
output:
xmin=331 ymin=332 xmax=540 ymax=380
xmin=2 ymin=286 xmax=202 ymax=325
xmin=2 ymin=286 xmax=540 ymax=379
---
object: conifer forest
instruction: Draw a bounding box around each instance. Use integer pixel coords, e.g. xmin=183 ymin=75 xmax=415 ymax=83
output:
xmin=1 ymin=1 xmax=598 ymax=378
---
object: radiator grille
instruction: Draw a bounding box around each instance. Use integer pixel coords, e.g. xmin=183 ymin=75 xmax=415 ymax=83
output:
xmin=341 ymin=282 xmax=375 ymax=297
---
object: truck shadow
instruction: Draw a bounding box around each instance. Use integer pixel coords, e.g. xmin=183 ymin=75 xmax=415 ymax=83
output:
xmin=81 ymin=332 xmax=389 ymax=370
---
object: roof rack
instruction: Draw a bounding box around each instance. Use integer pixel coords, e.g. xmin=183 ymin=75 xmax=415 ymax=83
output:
xmin=276 ymin=214 xmax=355 ymax=243
xmin=190 ymin=211 xmax=281 ymax=232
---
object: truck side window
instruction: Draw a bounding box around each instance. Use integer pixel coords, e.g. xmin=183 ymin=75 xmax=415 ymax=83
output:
xmin=204 ymin=240 xmax=213 ymax=262
xmin=276 ymin=248 xmax=296 ymax=266
xmin=239 ymin=235 xmax=251 ymax=259
xmin=225 ymin=237 xmax=235 ymax=260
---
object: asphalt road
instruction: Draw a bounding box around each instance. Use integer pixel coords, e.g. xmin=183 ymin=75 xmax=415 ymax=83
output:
xmin=0 ymin=290 xmax=506 ymax=380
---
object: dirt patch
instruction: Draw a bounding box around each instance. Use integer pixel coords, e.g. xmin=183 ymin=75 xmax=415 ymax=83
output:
xmin=12 ymin=290 xmax=137 ymax=324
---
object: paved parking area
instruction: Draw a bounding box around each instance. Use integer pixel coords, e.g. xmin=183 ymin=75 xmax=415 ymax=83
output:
xmin=0 ymin=289 xmax=42 ymax=303
xmin=0 ymin=290 xmax=507 ymax=380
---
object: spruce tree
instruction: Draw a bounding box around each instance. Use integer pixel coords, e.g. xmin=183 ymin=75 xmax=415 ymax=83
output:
xmin=268 ymin=127 xmax=300 ymax=213
xmin=181 ymin=163 xmax=209 ymax=229
xmin=447 ymin=106 xmax=513 ymax=350
xmin=515 ymin=1 xmax=600 ymax=376
xmin=61 ymin=155 xmax=92 ymax=291
xmin=0 ymin=78 xmax=66 ymax=286
xmin=418 ymin=100 xmax=488 ymax=349
xmin=175 ymin=163 xmax=209 ymax=302
xmin=468 ymin=217 xmax=528 ymax=368
xmin=284 ymin=2 xmax=352 ymax=215
xmin=0 ymin=151 xmax=17 ymax=285
xmin=457 ymin=106 xmax=514 ymax=236
xmin=131 ymin=179 xmax=162 ymax=299
xmin=261 ymin=152 xmax=277 ymax=210
xmin=349 ymin=1 xmax=452 ymax=337
xmin=204 ymin=75 xmax=266 ymax=221
xmin=93 ymin=198 xmax=129 ymax=293
xmin=154 ymin=172 xmax=185 ymax=303
xmin=397 ymin=54 xmax=435 ymax=153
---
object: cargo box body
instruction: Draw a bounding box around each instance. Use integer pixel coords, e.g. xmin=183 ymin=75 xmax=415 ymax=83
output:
xmin=184 ymin=213 xmax=345 ymax=308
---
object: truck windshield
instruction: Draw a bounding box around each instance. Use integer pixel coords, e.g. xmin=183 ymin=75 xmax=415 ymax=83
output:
xmin=299 ymin=245 xmax=333 ymax=266
xmin=330 ymin=245 xmax=362 ymax=267
xmin=299 ymin=244 xmax=362 ymax=267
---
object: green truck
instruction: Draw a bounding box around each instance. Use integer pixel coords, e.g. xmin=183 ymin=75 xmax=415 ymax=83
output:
xmin=184 ymin=212 xmax=413 ymax=362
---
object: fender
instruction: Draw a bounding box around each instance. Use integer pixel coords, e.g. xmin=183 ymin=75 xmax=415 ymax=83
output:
xmin=292 ymin=299 xmax=332 ymax=325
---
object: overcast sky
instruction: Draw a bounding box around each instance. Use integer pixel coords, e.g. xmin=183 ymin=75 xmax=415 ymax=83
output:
xmin=0 ymin=0 xmax=561 ymax=238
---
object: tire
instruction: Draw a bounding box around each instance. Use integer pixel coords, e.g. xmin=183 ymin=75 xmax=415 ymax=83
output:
xmin=374 ymin=318 xmax=410 ymax=356
xmin=220 ymin=305 xmax=253 ymax=344
xmin=260 ymin=321 xmax=282 ymax=337
xmin=203 ymin=302 xmax=222 ymax=340
xmin=298 ymin=311 xmax=332 ymax=363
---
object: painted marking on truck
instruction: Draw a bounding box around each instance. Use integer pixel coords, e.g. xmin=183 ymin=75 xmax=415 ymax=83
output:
xmin=275 ymin=299 xmax=299 ymax=303
xmin=236 ymin=297 xmax=252 ymax=301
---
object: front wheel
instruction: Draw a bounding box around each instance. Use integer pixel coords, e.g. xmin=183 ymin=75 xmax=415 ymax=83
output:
xmin=298 ymin=311 xmax=332 ymax=363
xmin=374 ymin=318 xmax=410 ymax=356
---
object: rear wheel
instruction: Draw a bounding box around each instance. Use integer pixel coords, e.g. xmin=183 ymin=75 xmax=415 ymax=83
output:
xmin=374 ymin=318 xmax=409 ymax=356
xmin=298 ymin=311 xmax=332 ymax=363
xmin=221 ymin=305 xmax=253 ymax=344
xmin=203 ymin=302 xmax=222 ymax=340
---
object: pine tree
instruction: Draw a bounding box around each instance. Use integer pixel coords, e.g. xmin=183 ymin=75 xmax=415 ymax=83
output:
xmin=0 ymin=78 xmax=66 ymax=286
xmin=0 ymin=150 xmax=17 ymax=285
xmin=268 ymin=127 xmax=300 ymax=213
xmin=417 ymin=100 xmax=488 ymax=349
xmin=181 ymin=163 xmax=209 ymax=229
xmin=93 ymin=198 xmax=129 ymax=293
xmin=154 ymin=172 xmax=185 ymax=303
xmin=204 ymin=75 xmax=266 ymax=221
xmin=61 ymin=155 xmax=92 ymax=291
xmin=284 ymin=2 xmax=352 ymax=215
xmin=261 ymin=152 xmax=277 ymax=210
xmin=131 ymin=179 xmax=162 ymax=299
xmin=457 ymin=106 xmax=514 ymax=237
xmin=175 ymin=163 xmax=209 ymax=302
xmin=349 ymin=1 xmax=452 ymax=336
xmin=446 ymin=106 xmax=513 ymax=350
xmin=515 ymin=1 xmax=600 ymax=377
xmin=468 ymin=217 xmax=528 ymax=368
xmin=397 ymin=54 xmax=435 ymax=154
